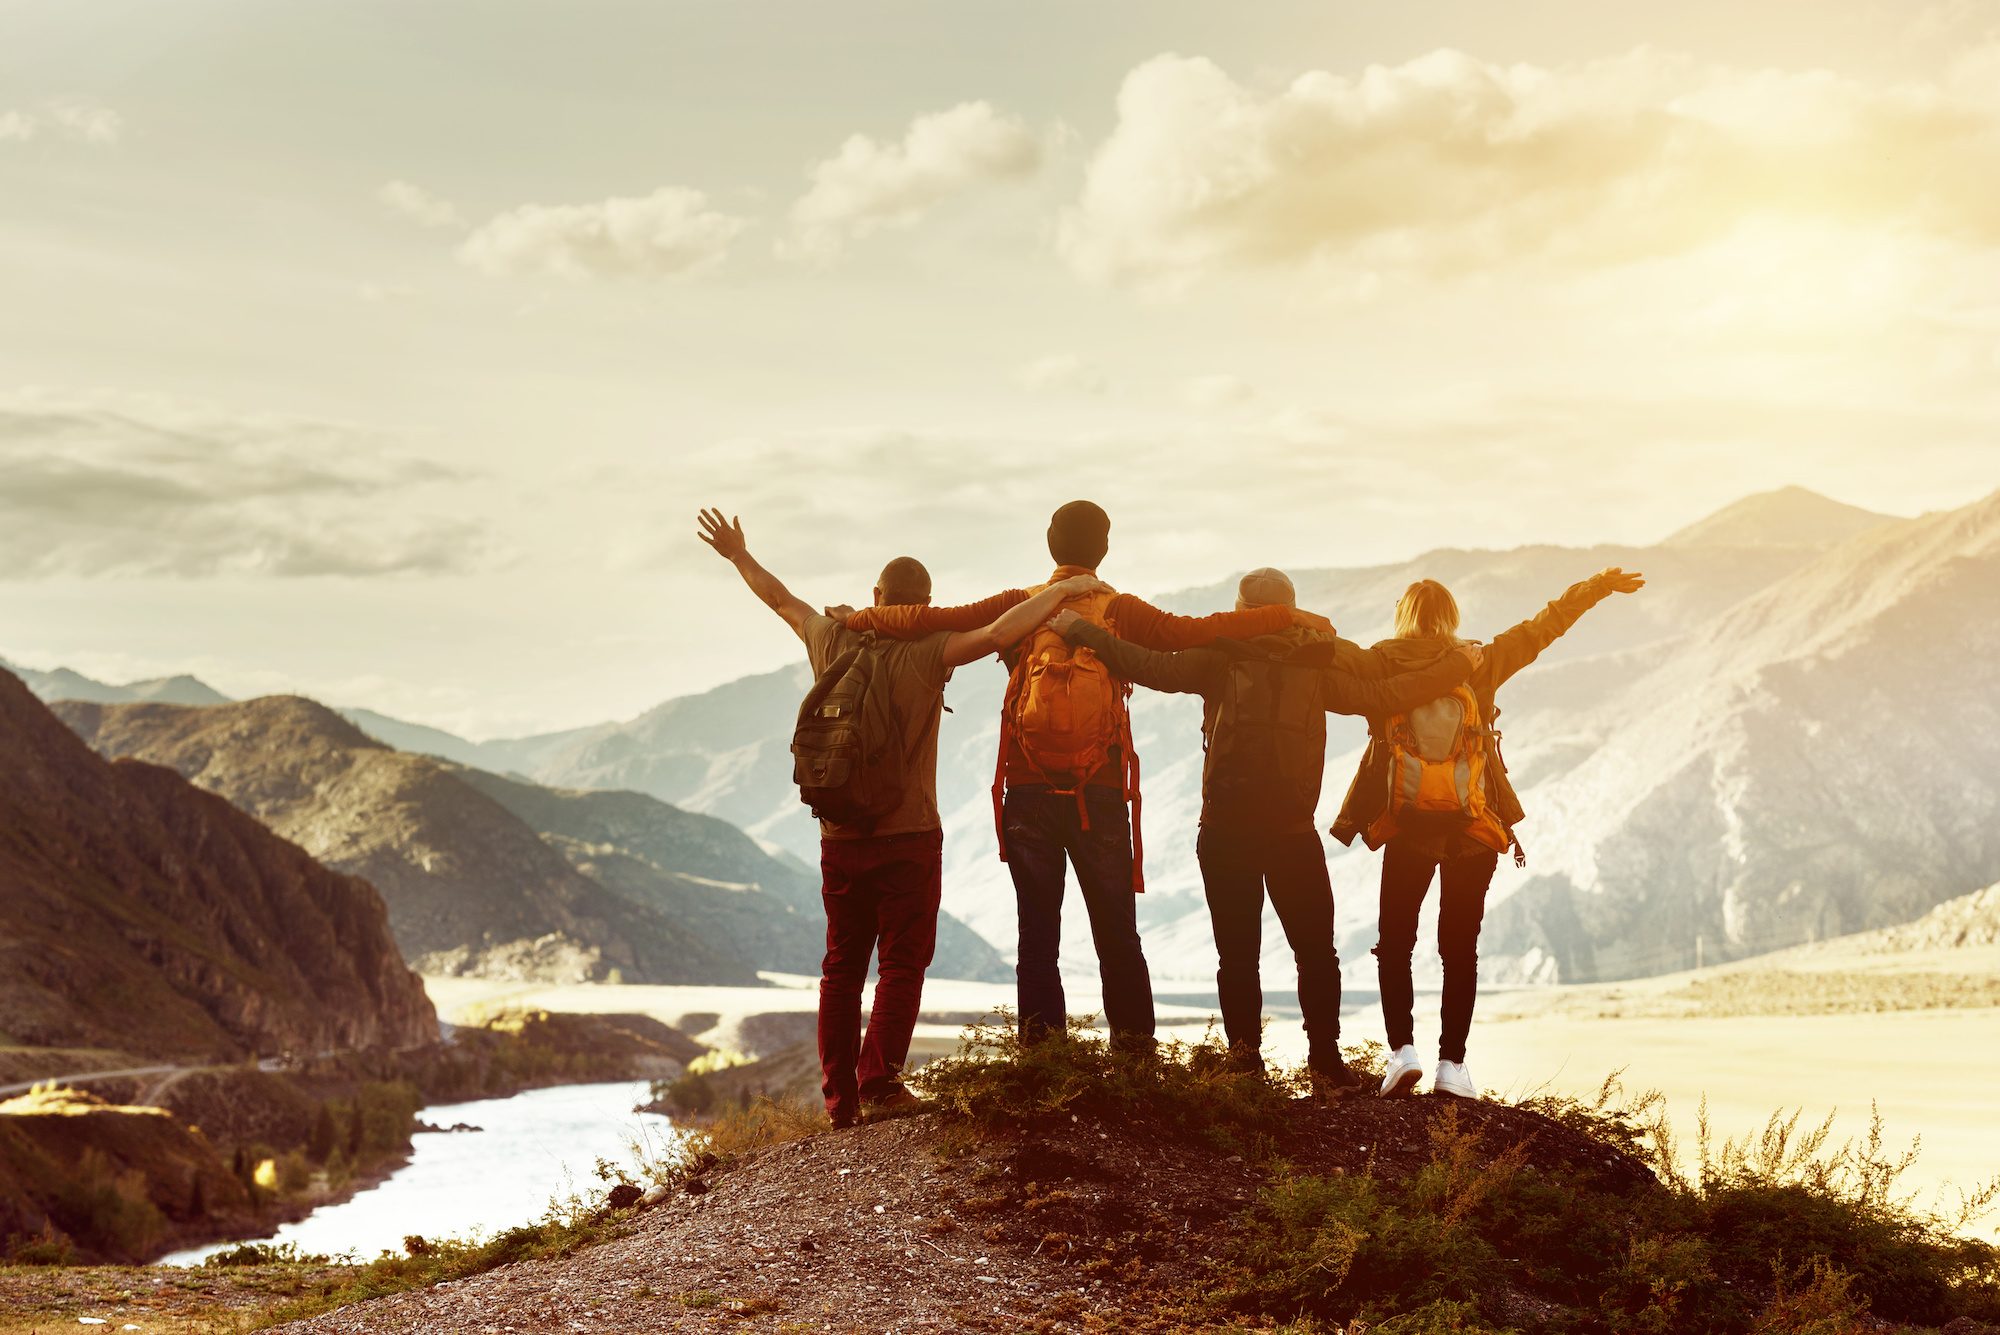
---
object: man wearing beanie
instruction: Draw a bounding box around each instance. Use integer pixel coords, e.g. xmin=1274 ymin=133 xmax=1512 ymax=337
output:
xmin=841 ymin=502 xmax=1333 ymax=1049
xmin=1047 ymin=568 xmax=1481 ymax=1091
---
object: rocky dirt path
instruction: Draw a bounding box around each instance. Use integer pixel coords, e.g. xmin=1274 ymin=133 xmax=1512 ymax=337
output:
xmin=264 ymin=1095 xmax=1652 ymax=1335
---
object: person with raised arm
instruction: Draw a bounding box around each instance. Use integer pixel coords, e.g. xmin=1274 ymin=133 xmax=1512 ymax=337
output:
xmin=1048 ymin=567 xmax=1483 ymax=1094
xmin=1329 ymin=567 xmax=1646 ymax=1100
xmin=698 ymin=507 xmax=1110 ymax=1127
xmin=837 ymin=500 xmax=1335 ymax=1051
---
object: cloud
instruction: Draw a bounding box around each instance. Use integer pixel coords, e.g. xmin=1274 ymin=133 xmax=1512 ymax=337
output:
xmin=0 ymin=102 xmax=122 ymax=145
xmin=1181 ymin=374 xmax=1253 ymax=409
xmin=1015 ymin=354 xmax=1108 ymax=395
xmin=0 ymin=393 xmax=503 ymax=578
xmin=782 ymin=101 xmax=1042 ymax=263
xmin=378 ymin=180 xmax=463 ymax=229
xmin=1058 ymin=48 xmax=2000 ymax=289
xmin=460 ymin=186 xmax=749 ymax=279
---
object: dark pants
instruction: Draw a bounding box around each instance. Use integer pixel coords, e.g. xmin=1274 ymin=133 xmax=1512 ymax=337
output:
xmin=1375 ymin=839 xmax=1498 ymax=1064
xmin=818 ymin=828 xmax=942 ymax=1123
xmin=1196 ymin=826 xmax=1343 ymax=1066
xmin=1003 ymin=784 xmax=1155 ymax=1043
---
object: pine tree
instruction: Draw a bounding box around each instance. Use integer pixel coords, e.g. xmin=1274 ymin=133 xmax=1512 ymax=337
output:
xmin=347 ymin=1099 xmax=365 ymax=1158
xmin=307 ymin=1102 xmax=336 ymax=1162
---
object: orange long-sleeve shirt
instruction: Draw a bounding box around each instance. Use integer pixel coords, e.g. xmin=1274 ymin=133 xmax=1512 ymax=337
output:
xmin=846 ymin=566 xmax=1295 ymax=788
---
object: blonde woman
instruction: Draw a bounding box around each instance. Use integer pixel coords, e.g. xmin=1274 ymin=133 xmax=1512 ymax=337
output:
xmin=1329 ymin=567 xmax=1644 ymax=1098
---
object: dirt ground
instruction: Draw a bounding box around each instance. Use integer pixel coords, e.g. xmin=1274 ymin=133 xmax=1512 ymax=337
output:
xmin=0 ymin=1260 xmax=352 ymax=1334
xmin=243 ymin=1094 xmax=1650 ymax=1335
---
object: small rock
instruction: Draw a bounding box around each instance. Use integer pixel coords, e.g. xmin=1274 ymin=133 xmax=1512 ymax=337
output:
xmin=798 ymin=1239 xmax=816 ymax=1252
xmin=640 ymin=1184 xmax=671 ymax=1209
xmin=684 ymin=1178 xmax=709 ymax=1196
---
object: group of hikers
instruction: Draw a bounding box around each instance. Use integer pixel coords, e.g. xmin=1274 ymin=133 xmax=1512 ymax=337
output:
xmin=698 ymin=502 xmax=1644 ymax=1127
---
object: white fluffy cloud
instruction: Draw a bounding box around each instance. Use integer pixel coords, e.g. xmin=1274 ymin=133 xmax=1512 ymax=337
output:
xmin=0 ymin=102 xmax=122 ymax=145
xmin=460 ymin=187 xmax=749 ymax=279
xmin=378 ymin=180 xmax=462 ymax=229
xmin=782 ymin=101 xmax=1042 ymax=263
xmin=0 ymin=393 xmax=501 ymax=578
xmin=1059 ymin=48 xmax=2000 ymax=288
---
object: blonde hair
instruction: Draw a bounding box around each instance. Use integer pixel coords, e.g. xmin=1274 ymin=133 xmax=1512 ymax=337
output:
xmin=1393 ymin=579 xmax=1462 ymax=642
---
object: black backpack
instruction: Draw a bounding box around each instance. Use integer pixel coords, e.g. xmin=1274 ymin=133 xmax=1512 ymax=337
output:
xmin=791 ymin=634 xmax=908 ymax=830
xmin=1202 ymin=639 xmax=1338 ymax=828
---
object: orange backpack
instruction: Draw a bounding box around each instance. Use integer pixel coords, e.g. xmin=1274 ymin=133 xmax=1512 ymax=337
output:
xmin=1365 ymin=683 xmax=1511 ymax=855
xmin=990 ymin=583 xmax=1145 ymax=892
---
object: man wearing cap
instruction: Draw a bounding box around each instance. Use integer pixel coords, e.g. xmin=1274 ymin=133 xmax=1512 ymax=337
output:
xmin=1047 ymin=568 xmax=1482 ymax=1091
xmin=838 ymin=503 xmax=1334 ymax=1050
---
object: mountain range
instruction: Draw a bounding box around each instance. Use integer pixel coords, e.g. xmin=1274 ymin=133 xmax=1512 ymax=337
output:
xmin=17 ymin=485 xmax=1991 ymax=991
xmin=52 ymin=696 xmax=1008 ymax=986
xmin=0 ymin=670 xmax=434 ymax=1061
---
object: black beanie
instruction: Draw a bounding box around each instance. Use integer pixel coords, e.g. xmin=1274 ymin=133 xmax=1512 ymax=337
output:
xmin=1047 ymin=500 xmax=1110 ymax=569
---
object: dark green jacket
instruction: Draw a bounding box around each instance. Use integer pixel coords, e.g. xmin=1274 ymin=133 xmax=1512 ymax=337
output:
xmin=1062 ymin=622 xmax=1472 ymax=833
xmin=1328 ymin=574 xmax=1617 ymax=850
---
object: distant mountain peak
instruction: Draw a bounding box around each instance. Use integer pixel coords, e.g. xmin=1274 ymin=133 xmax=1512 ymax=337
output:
xmin=1659 ymin=485 xmax=1899 ymax=551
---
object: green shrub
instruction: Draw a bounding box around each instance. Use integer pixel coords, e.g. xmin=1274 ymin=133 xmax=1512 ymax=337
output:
xmin=5 ymin=1223 xmax=75 ymax=1266
xmin=910 ymin=1011 xmax=1304 ymax=1160
xmin=206 ymin=1240 xmax=330 ymax=1267
xmin=49 ymin=1146 xmax=167 ymax=1261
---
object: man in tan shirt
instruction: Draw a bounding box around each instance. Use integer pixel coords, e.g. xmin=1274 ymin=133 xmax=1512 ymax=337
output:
xmin=698 ymin=508 xmax=1102 ymax=1126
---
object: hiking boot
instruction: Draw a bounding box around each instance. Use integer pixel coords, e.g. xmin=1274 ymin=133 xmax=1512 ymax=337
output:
xmin=1379 ymin=1045 xmax=1424 ymax=1098
xmin=1309 ymin=1059 xmax=1363 ymax=1103
xmin=859 ymin=1085 xmax=925 ymax=1124
xmin=1433 ymin=1060 xmax=1479 ymax=1100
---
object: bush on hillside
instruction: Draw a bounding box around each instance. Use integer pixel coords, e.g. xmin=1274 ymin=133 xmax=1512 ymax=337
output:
xmin=911 ymin=1011 xmax=1308 ymax=1160
xmin=47 ymin=1146 xmax=167 ymax=1262
xmin=1192 ymin=1095 xmax=2000 ymax=1333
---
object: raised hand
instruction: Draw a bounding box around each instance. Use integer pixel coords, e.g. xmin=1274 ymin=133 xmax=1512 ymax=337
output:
xmin=697 ymin=508 xmax=748 ymax=562
xmin=1596 ymin=567 xmax=1646 ymax=594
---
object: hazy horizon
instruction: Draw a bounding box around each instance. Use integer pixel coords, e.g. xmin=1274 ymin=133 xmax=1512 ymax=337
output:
xmin=6 ymin=0 xmax=2000 ymax=737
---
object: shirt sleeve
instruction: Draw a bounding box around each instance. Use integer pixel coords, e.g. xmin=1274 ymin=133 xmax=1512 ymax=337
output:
xmin=1066 ymin=622 xmax=1221 ymax=697
xmin=843 ymin=589 xmax=1028 ymax=638
xmin=800 ymin=613 xmax=843 ymax=676
xmin=1109 ymin=595 xmax=1293 ymax=651
xmin=1320 ymin=652 xmax=1472 ymax=717
xmin=1485 ymin=575 xmax=1611 ymax=689
xmin=914 ymin=630 xmax=953 ymax=689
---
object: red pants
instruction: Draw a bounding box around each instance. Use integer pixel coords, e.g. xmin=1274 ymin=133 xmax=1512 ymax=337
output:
xmin=818 ymin=828 xmax=942 ymax=1122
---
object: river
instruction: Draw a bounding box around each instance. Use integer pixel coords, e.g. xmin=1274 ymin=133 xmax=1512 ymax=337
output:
xmin=161 ymin=1080 xmax=677 ymax=1267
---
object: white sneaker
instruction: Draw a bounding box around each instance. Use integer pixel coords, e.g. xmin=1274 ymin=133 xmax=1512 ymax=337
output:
xmin=1433 ymin=1060 xmax=1479 ymax=1099
xmin=1379 ymin=1044 xmax=1424 ymax=1098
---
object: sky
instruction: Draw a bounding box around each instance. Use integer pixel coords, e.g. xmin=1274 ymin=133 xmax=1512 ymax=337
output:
xmin=3 ymin=0 xmax=1999 ymax=738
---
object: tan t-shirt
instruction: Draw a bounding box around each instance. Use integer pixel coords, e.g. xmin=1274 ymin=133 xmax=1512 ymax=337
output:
xmin=801 ymin=614 xmax=954 ymax=840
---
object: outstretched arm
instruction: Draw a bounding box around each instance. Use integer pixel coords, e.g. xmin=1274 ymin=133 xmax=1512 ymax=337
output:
xmin=1110 ymin=594 xmax=1333 ymax=651
xmin=697 ymin=508 xmax=815 ymax=640
xmin=940 ymin=575 xmax=1110 ymax=668
xmin=1486 ymin=566 xmax=1646 ymax=688
xmin=845 ymin=589 xmax=1029 ymax=638
xmin=1322 ymin=645 xmax=1482 ymax=716
xmin=1057 ymin=615 xmax=1221 ymax=696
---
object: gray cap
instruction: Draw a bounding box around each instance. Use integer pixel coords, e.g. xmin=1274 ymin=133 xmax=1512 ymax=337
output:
xmin=1236 ymin=567 xmax=1296 ymax=610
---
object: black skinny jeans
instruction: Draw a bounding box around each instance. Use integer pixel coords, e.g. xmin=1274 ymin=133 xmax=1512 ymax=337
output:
xmin=1195 ymin=826 xmax=1343 ymax=1067
xmin=1374 ymin=839 xmax=1498 ymax=1064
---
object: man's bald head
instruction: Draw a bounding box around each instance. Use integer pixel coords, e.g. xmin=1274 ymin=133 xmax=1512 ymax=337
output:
xmin=875 ymin=556 xmax=933 ymax=607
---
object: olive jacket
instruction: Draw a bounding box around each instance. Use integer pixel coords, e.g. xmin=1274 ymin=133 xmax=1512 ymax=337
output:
xmin=1327 ymin=574 xmax=1619 ymax=851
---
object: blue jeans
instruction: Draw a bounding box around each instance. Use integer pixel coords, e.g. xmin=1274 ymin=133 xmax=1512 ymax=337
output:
xmin=1003 ymin=784 xmax=1155 ymax=1043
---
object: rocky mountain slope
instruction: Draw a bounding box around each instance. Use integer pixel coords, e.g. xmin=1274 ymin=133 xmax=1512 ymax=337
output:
xmin=54 ymin=696 xmax=757 ymax=987
xmin=2 ymin=659 xmax=230 ymax=706
xmin=0 ymin=668 xmax=434 ymax=1061
xmin=1484 ymin=489 xmax=2000 ymax=981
